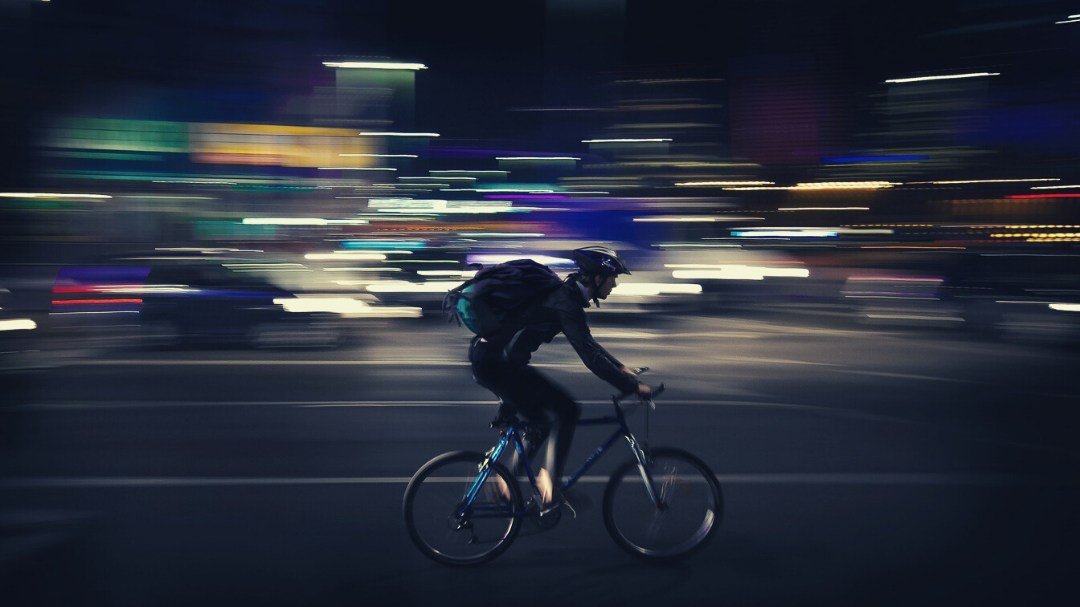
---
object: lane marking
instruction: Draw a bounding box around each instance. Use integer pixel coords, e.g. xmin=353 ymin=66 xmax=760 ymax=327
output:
xmin=62 ymin=359 xmax=594 ymax=369
xmin=13 ymin=399 xmax=828 ymax=411
xmin=705 ymin=356 xmax=841 ymax=366
xmin=63 ymin=358 xmax=833 ymax=368
xmin=67 ymin=359 xmax=474 ymax=366
xmin=836 ymin=369 xmax=989 ymax=384
xmin=0 ymin=473 xmax=1035 ymax=489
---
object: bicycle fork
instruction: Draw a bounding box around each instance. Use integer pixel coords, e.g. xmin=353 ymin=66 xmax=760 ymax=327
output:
xmin=624 ymin=433 xmax=667 ymax=511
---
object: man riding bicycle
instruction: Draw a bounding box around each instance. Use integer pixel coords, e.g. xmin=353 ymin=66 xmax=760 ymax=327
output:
xmin=468 ymin=246 xmax=652 ymax=509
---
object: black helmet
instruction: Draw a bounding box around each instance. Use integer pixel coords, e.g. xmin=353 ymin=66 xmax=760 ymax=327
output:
xmin=572 ymin=246 xmax=631 ymax=277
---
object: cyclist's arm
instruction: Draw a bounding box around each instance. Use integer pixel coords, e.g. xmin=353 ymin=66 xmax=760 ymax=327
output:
xmin=558 ymin=305 xmax=640 ymax=394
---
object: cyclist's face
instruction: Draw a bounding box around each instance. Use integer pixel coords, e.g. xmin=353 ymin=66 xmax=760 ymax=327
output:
xmin=596 ymin=274 xmax=616 ymax=300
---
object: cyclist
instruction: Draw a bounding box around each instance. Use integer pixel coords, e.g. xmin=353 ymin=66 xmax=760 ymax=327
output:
xmin=468 ymin=246 xmax=651 ymax=509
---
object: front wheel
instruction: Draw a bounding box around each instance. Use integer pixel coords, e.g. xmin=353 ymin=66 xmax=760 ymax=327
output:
xmin=403 ymin=451 xmax=523 ymax=566
xmin=603 ymin=447 xmax=723 ymax=562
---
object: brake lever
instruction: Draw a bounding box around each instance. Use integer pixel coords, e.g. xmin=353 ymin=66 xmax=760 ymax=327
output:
xmin=647 ymin=383 xmax=665 ymax=409
xmin=614 ymin=382 xmax=664 ymax=407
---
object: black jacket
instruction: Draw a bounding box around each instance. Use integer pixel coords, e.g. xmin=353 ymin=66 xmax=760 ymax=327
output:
xmin=474 ymin=277 xmax=639 ymax=395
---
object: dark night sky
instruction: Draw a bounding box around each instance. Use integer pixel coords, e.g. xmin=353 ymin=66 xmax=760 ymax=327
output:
xmin=7 ymin=0 xmax=1080 ymax=147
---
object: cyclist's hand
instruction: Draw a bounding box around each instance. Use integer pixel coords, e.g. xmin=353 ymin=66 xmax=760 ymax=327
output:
xmin=621 ymin=365 xmax=638 ymax=379
xmin=636 ymin=383 xmax=652 ymax=400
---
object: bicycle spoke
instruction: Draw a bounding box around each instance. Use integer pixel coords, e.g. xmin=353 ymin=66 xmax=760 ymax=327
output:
xmin=603 ymin=448 xmax=722 ymax=561
xmin=403 ymin=452 xmax=523 ymax=566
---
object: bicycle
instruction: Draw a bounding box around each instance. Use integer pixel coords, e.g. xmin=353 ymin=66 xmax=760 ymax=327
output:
xmin=402 ymin=369 xmax=723 ymax=566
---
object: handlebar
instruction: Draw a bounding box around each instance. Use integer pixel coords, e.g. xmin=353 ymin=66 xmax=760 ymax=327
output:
xmin=614 ymin=382 xmax=665 ymax=409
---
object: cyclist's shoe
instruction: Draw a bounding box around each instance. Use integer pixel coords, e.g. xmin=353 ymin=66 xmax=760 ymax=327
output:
xmin=559 ymin=487 xmax=591 ymax=514
xmin=537 ymin=490 xmax=576 ymax=520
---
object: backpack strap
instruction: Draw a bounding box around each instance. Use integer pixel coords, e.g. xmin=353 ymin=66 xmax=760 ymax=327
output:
xmin=442 ymin=276 xmax=476 ymax=326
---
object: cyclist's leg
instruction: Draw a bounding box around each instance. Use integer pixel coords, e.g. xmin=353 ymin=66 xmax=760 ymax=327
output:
xmin=512 ymin=367 xmax=581 ymax=502
xmin=469 ymin=352 xmax=533 ymax=478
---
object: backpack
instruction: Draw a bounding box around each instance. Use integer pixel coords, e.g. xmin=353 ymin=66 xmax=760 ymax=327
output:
xmin=442 ymin=259 xmax=564 ymax=337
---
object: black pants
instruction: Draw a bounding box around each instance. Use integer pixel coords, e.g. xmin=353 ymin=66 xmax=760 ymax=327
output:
xmin=469 ymin=339 xmax=581 ymax=481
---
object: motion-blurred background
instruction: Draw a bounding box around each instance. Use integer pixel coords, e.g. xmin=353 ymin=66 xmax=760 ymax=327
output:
xmin=1 ymin=2 xmax=1078 ymax=606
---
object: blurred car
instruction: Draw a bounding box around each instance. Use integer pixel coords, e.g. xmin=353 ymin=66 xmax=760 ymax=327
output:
xmin=838 ymin=251 xmax=1080 ymax=345
xmin=941 ymin=251 xmax=1080 ymax=344
xmin=50 ymin=253 xmax=345 ymax=349
xmin=0 ymin=285 xmax=45 ymax=375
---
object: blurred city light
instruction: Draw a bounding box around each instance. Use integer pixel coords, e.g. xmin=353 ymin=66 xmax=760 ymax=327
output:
xmin=323 ymin=61 xmax=427 ymax=70
xmin=358 ymin=131 xmax=440 ymax=137
xmin=885 ymin=72 xmax=1000 ymax=83
xmin=0 ymin=319 xmax=37 ymax=331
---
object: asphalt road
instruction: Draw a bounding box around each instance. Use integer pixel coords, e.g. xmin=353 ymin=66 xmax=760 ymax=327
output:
xmin=2 ymin=313 xmax=1079 ymax=606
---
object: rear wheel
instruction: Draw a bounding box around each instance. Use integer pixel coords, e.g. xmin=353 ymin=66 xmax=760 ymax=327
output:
xmin=603 ymin=447 xmax=722 ymax=562
xmin=403 ymin=451 xmax=523 ymax=566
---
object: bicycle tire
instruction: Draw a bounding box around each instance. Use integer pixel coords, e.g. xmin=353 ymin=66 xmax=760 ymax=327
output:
xmin=602 ymin=447 xmax=722 ymax=562
xmin=403 ymin=450 xmax=523 ymax=566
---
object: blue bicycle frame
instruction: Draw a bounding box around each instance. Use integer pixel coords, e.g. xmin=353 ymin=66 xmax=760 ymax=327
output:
xmin=456 ymin=389 xmax=663 ymax=521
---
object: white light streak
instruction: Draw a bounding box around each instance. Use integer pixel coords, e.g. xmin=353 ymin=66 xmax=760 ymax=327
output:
xmin=364 ymin=281 xmax=465 ymax=293
xmin=368 ymin=198 xmax=514 ymax=214
xmin=304 ymin=253 xmax=387 ymax=261
xmin=151 ymin=180 xmax=236 ymax=185
xmin=1049 ymin=303 xmax=1080 ymax=312
xmin=241 ymin=218 xmax=369 ymax=226
xmin=885 ymin=72 xmax=1000 ymax=83
xmin=323 ymin=61 xmax=427 ymax=70
xmin=470 ymin=188 xmax=556 ymax=193
xmin=610 ymin=283 xmax=703 ymax=296
xmin=275 ymin=297 xmax=422 ymax=318
xmin=794 ymin=181 xmax=896 ymax=189
xmin=496 ymin=157 xmax=580 ymax=161
xmin=0 ymin=319 xmax=36 ymax=331
xmin=275 ymin=297 xmax=369 ymax=314
xmin=778 ymin=207 xmax=870 ymax=211
xmin=672 ymin=266 xmax=810 ymax=280
xmin=582 ymin=138 xmax=672 ymax=143
xmin=244 ymin=218 xmax=330 ymax=226
xmin=417 ymin=270 xmax=477 ymax=277
xmin=1056 ymin=18 xmax=1080 ymax=24
xmin=324 ymin=267 xmax=401 ymax=272
xmin=0 ymin=192 xmax=111 ymax=199
xmin=734 ymin=229 xmax=838 ymax=238
xmin=675 ymin=181 xmax=774 ymax=186
xmin=358 ymin=132 xmax=440 ymax=137
xmin=430 ymin=170 xmax=508 ymax=174
xmin=633 ymin=216 xmax=721 ymax=222
xmin=120 ymin=196 xmax=217 ymax=200
xmin=155 ymin=248 xmax=262 ymax=253
xmin=98 ymin=285 xmax=201 ymax=294
xmin=467 ymin=254 xmax=573 ymax=266
xmin=919 ymin=178 xmax=1059 ymax=184
xmin=1031 ymin=185 xmax=1080 ymax=190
